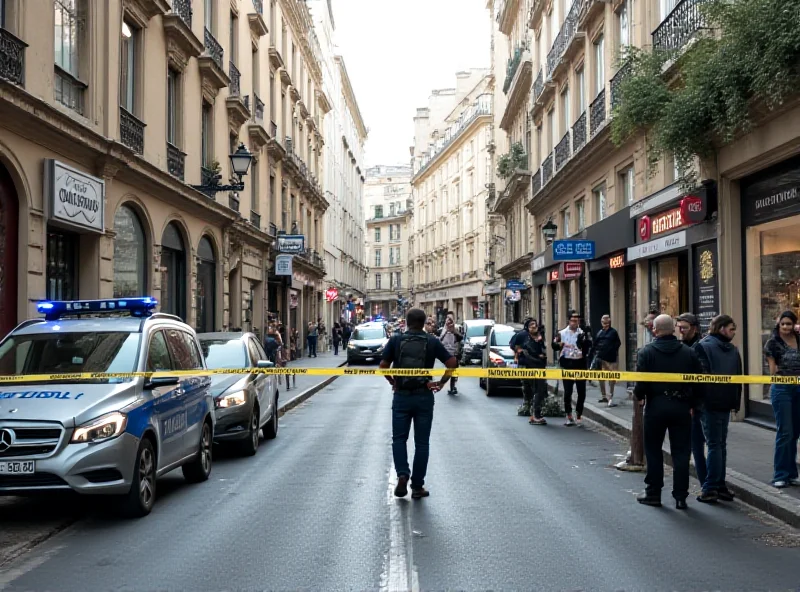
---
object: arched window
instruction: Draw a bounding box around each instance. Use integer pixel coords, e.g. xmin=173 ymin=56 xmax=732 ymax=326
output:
xmin=113 ymin=205 xmax=146 ymax=297
xmin=160 ymin=222 xmax=186 ymax=320
xmin=196 ymin=236 xmax=216 ymax=333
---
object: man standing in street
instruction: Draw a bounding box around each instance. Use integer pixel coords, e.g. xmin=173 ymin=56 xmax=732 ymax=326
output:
xmin=553 ymin=311 xmax=592 ymax=426
xmin=693 ymin=314 xmax=742 ymax=503
xmin=593 ymin=315 xmax=622 ymax=407
xmin=380 ymin=308 xmax=458 ymax=499
xmin=306 ymin=321 xmax=318 ymax=357
xmin=438 ymin=316 xmax=463 ymax=395
xmin=515 ymin=318 xmax=548 ymax=425
xmin=635 ymin=314 xmax=704 ymax=510
xmin=676 ymin=312 xmax=707 ymax=489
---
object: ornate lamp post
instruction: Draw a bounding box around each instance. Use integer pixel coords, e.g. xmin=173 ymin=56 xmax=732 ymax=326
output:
xmin=192 ymin=143 xmax=253 ymax=194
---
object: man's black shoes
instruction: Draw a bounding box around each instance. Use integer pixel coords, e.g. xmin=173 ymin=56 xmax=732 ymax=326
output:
xmin=394 ymin=475 xmax=409 ymax=497
xmin=696 ymin=490 xmax=719 ymax=504
xmin=636 ymin=493 xmax=662 ymax=507
xmin=675 ymin=499 xmax=688 ymax=510
xmin=717 ymin=488 xmax=735 ymax=502
xmin=411 ymin=487 xmax=430 ymax=499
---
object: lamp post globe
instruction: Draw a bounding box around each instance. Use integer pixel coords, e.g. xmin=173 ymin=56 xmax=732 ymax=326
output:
xmin=542 ymin=219 xmax=558 ymax=244
xmin=229 ymin=143 xmax=253 ymax=178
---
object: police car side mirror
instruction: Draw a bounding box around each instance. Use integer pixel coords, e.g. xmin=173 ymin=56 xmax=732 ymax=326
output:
xmin=144 ymin=376 xmax=180 ymax=389
xmin=257 ymin=360 xmax=274 ymax=368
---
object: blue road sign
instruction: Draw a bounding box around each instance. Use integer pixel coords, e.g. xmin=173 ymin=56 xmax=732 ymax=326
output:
xmin=552 ymin=239 xmax=596 ymax=261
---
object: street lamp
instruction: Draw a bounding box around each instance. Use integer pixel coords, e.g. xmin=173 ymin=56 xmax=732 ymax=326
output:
xmin=192 ymin=143 xmax=253 ymax=194
xmin=542 ymin=218 xmax=558 ymax=244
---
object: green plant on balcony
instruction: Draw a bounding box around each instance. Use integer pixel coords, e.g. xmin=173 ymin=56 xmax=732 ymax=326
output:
xmin=611 ymin=0 xmax=800 ymax=180
xmin=497 ymin=142 xmax=527 ymax=179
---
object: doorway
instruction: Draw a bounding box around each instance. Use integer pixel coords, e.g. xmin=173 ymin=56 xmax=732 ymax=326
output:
xmin=160 ymin=222 xmax=186 ymax=321
xmin=0 ymin=164 xmax=18 ymax=338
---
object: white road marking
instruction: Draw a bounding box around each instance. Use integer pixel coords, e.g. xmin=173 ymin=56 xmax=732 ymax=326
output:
xmin=382 ymin=465 xmax=420 ymax=592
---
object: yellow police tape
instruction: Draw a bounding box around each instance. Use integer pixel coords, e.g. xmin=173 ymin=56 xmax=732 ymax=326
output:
xmin=0 ymin=367 xmax=795 ymax=384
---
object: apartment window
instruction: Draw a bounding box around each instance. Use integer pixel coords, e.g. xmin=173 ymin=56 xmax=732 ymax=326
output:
xmin=593 ymin=183 xmax=607 ymax=221
xmin=201 ymin=101 xmax=213 ymax=167
xmin=547 ymin=108 xmax=555 ymax=151
xmin=374 ymin=227 xmax=381 ymax=242
xmin=250 ymin=158 xmax=259 ymax=213
xmin=561 ymin=86 xmax=571 ymax=130
xmin=0 ymin=0 xmax=5 ymax=27
xmin=167 ymin=68 xmax=181 ymax=145
xmin=660 ymin=0 xmax=677 ymax=21
xmin=375 ymin=273 xmax=382 ymax=290
xmin=618 ymin=0 xmax=631 ymax=48
xmin=120 ymin=19 xmax=139 ymax=114
xmin=54 ymin=0 xmax=87 ymax=114
xmin=594 ymin=35 xmax=605 ymax=95
xmin=375 ymin=205 xmax=383 ymax=219
xmin=620 ymin=166 xmax=635 ymax=205
xmin=394 ymin=272 xmax=402 ymax=290
xmin=229 ymin=12 xmax=237 ymax=65
xmin=576 ymin=67 xmax=585 ymax=114
xmin=374 ymin=249 xmax=382 ymax=267
xmin=269 ymin=0 xmax=276 ymax=33
xmin=204 ymin=0 xmax=213 ymax=30
xmin=389 ymin=202 xmax=396 ymax=216
xmin=576 ymin=199 xmax=586 ymax=231
xmin=562 ymin=208 xmax=571 ymax=238
xmin=390 ymin=247 xmax=400 ymax=265
xmin=269 ymin=71 xmax=275 ymax=120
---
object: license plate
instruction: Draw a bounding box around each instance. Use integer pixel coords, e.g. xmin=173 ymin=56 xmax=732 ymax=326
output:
xmin=0 ymin=461 xmax=35 ymax=475
xmin=365 ymin=357 xmax=374 ymax=362
xmin=508 ymin=363 xmax=518 ymax=369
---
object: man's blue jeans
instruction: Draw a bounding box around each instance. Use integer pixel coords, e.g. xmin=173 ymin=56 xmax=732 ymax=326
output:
xmin=770 ymin=384 xmax=800 ymax=483
xmin=691 ymin=407 xmax=708 ymax=487
xmin=700 ymin=409 xmax=730 ymax=493
xmin=392 ymin=389 xmax=435 ymax=489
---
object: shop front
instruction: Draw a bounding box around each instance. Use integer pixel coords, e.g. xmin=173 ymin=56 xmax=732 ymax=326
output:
xmin=504 ymin=279 xmax=529 ymax=323
xmin=741 ymin=154 xmax=800 ymax=419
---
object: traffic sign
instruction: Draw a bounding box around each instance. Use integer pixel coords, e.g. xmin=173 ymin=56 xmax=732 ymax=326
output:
xmin=552 ymin=239 xmax=595 ymax=261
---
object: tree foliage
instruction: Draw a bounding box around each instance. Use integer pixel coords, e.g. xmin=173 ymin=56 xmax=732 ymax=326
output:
xmin=497 ymin=142 xmax=528 ymax=179
xmin=611 ymin=0 xmax=800 ymax=176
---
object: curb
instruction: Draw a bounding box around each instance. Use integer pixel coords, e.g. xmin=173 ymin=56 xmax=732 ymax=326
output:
xmin=569 ymin=391 xmax=800 ymax=528
xmin=278 ymin=359 xmax=348 ymax=415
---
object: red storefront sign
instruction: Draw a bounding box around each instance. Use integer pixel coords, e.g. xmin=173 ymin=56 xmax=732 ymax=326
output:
xmin=562 ymin=262 xmax=583 ymax=278
xmin=547 ymin=269 xmax=560 ymax=283
xmin=639 ymin=207 xmax=685 ymax=241
xmin=680 ymin=194 xmax=705 ymax=223
xmin=324 ymin=288 xmax=339 ymax=302
xmin=609 ymin=253 xmax=625 ymax=269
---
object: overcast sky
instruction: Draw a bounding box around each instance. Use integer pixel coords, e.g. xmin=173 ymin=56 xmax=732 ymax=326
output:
xmin=332 ymin=1 xmax=490 ymax=167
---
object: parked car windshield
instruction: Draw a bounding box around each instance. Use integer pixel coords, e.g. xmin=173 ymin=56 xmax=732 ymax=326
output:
xmin=492 ymin=331 xmax=515 ymax=347
xmin=466 ymin=323 xmax=492 ymax=337
xmin=352 ymin=328 xmax=385 ymax=340
xmin=199 ymin=338 xmax=247 ymax=369
xmin=0 ymin=332 xmax=141 ymax=378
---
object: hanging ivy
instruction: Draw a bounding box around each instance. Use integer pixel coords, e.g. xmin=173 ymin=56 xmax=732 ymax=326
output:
xmin=612 ymin=0 xmax=800 ymax=177
xmin=497 ymin=142 xmax=528 ymax=179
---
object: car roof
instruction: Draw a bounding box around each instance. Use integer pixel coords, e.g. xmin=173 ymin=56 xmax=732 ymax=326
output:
xmin=493 ymin=323 xmax=523 ymax=332
xmin=464 ymin=319 xmax=494 ymax=325
xmin=196 ymin=332 xmax=254 ymax=341
xmin=11 ymin=317 xmax=147 ymax=335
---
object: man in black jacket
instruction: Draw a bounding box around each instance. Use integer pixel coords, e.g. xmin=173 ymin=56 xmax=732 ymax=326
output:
xmin=515 ymin=318 xmax=549 ymax=424
xmin=676 ymin=312 xmax=707 ymax=491
xmin=593 ymin=315 xmax=622 ymax=407
xmin=635 ymin=314 xmax=704 ymax=509
xmin=693 ymin=315 xmax=742 ymax=504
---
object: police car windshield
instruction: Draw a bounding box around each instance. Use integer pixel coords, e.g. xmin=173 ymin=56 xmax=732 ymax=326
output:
xmin=199 ymin=339 xmax=246 ymax=369
xmin=492 ymin=331 xmax=515 ymax=346
xmin=353 ymin=328 xmax=384 ymax=340
xmin=0 ymin=332 xmax=141 ymax=378
xmin=466 ymin=323 xmax=491 ymax=337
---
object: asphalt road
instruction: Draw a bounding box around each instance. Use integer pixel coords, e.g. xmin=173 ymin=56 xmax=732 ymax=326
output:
xmin=2 ymin=373 xmax=800 ymax=591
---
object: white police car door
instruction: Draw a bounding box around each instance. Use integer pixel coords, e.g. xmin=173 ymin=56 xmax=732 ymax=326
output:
xmin=164 ymin=329 xmax=207 ymax=458
xmin=146 ymin=330 xmax=186 ymax=468
xmin=247 ymin=338 xmax=271 ymax=426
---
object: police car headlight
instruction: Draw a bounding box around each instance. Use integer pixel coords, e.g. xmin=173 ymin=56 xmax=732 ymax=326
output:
xmin=216 ymin=391 xmax=247 ymax=409
xmin=376 ymin=345 xmax=384 ymax=352
xmin=71 ymin=412 xmax=128 ymax=444
xmin=347 ymin=343 xmax=356 ymax=349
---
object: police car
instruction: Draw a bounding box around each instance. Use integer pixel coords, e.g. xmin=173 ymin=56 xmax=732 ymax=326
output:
xmin=0 ymin=298 xmax=215 ymax=517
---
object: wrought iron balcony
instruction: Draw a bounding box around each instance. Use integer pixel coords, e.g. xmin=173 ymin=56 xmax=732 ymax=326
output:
xmin=252 ymin=0 xmax=263 ymax=14
xmin=572 ymin=111 xmax=587 ymax=152
xmin=253 ymin=93 xmax=265 ymax=123
xmin=0 ymin=28 xmax=27 ymax=86
xmin=200 ymin=166 xmax=218 ymax=197
xmin=120 ymin=107 xmax=145 ymax=154
xmin=546 ymin=30 xmax=563 ymax=79
xmin=590 ymin=89 xmax=606 ymax=137
xmin=268 ymin=222 xmax=278 ymax=237
xmin=167 ymin=142 xmax=186 ymax=181
xmin=229 ymin=192 xmax=240 ymax=212
xmin=250 ymin=210 xmax=261 ymax=229
xmin=502 ymin=43 xmax=527 ymax=94
xmin=531 ymin=168 xmax=542 ymax=197
xmin=611 ymin=60 xmax=632 ymax=110
xmin=554 ymin=132 xmax=571 ymax=171
xmin=541 ymin=152 xmax=554 ymax=186
xmin=172 ymin=0 xmax=192 ymax=28
xmin=270 ymin=121 xmax=278 ymax=137
xmin=652 ymin=0 xmax=708 ymax=53
xmin=229 ymin=61 xmax=241 ymax=96
xmin=532 ymin=68 xmax=543 ymax=103
xmin=203 ymin=28 xmax=224 ymax=71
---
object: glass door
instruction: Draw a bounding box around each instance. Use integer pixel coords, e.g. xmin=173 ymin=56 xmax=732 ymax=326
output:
xmin=46 ymin=229 xmax=78 ymax=301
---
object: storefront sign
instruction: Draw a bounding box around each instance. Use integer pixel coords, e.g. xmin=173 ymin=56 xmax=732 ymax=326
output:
xmin=630 ymin=183 xmax=683 ymax=218
xmin=680 ymin=194 xmax=705 ymax=224
xmin=547 ymin=269 xmax=560 ymax=283
xmin=483 ymin=284 xmax=502 ymax=295
xmin=275 ymin=254 xmax=293 ymax=276
xmin=609 ymin=253 xmax=626 ymax=269
xmin=289 ymin=290 xmax=299 ymax=309
xmin=562 ymin=262 xmax=583 ymax=279
xmin=553 ymin=239 xmax=596 ymax=261
xmin=532 ymin=256 xmax=545 ymax=272
xmin=325 ymin=287 xmax=339 ymax=302
xmin=743 ymin=183 xmax=800 ymax=225
xmin=504 ymin=289 xmax=521 ymax=303
xmin=639 ymin=207 xmax=685 ymax=242
xmin=505 ymin=279 xmax=527 ymax=291
xmin=693 ymin=242 xmax=720 ymax=333
xmin=44 ymin=159 xmax=105 ymax=234
xmin=627 ymin=230 xmax=687 ymax=261
xmin=277 ymin=234 xmax=306 ymax=254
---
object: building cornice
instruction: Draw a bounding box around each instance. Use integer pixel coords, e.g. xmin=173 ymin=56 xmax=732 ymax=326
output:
xmin=278 ymin=0 xmax=323 ymax=85
xmin=411 ymin=112 xmax=491 ymax=185
xmin=335 ymin=56 xmax=368 ymax=140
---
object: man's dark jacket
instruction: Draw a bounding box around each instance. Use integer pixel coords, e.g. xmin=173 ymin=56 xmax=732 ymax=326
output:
xmin=518 ymin=333 xmax=547 ymax=368
xmin=634 ymin=335 xmax=704 ymax=405
xmin=593 ymin=327 xmax=621 ymax=363
xmin=693 ymin=334 xmax=742 ymax=412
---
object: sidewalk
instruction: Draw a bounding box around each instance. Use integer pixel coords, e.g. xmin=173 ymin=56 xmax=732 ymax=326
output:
xmin=278 ymin=351 xmax=347 ymax=413
xmin=547 ymin=378 xmax=800 ymax=527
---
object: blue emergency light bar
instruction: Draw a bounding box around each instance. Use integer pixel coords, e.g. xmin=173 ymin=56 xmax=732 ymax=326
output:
xmin=36 ymin=297 xmax=158 ymax=321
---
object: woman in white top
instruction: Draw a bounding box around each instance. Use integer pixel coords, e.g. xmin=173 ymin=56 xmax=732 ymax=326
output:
xmin=552 ymin=311 xmax=592 ymax=426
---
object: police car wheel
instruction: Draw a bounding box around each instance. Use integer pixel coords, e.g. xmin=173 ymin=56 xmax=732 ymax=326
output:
xmin=238 ymin=406 xmax=260 ymax=457
xmin=121 ymin=438 xmax=156 ymax=518
xmin=479 ymin=376 xmax=486 ymax=389
xmin=486 ymin=379 xmax=495 ymax=397
xmin=262 ymin=396 xmax=279 ymax=440
xmin=183 ymin=421 xmax=212 ymax=483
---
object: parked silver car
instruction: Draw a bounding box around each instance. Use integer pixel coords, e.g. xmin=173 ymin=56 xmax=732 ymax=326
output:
xmin=346 ymin=322 xmax=389 ymax=364
xmin=0 ymin=298 xmax=214 ymax=517
xmin=197 ymin=333 xmax=279 ymax=456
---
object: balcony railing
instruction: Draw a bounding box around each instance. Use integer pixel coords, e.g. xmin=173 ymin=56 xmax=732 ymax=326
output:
xmin=204 ymin=28 xmax=224 ymax=70
xmin=229 ymin=61 xmax=241 ymax=96
xmin=270 ymin=121 xmax=278 ymax=138
xmin=611 ymin=61 xmax=632 ymax=110
xmin=546 ymin=30 xmax=563 ymax=79
xmin=590 ymin=89 xmax=606 ymax=137
xmin=572 ymin=110 xmax=587 ymax=152
xmin=531 ymin=168 xmax=542 ymax=196
xmin=253 ymin=93 xmax=265 ymax=123
xmin=532 ymin=68 xmax=543 ymax=103
xmin=0 ymin=28 xmax=27 ymax=86
xmin=252 ymin=0 xmax=263 ymax=14
xmin=120 ymin=107 xmax=145 ymax=154
xmin=200 ymin=166 xmax=217 ymax=197
xmin=541 ymin=152 xmax=554 ymax=186
xmin=250 ymin=210 xmax=261 ymax=229
xmin=503 ymin=43 xmax=527 ymax=94
xmin=268 ymin=222 xmax=278 ymax=237
xmin=554 ymin=132 xmax=571 ymax=171
xmin=167 ymin=142 xmax=186 ymax=181
xmin=229 ymin=192 xmax=240 ymax=212
xmin=652 ymin=0 xmax=708 ymax=53
xmin=172 ymin=0 xmax=192 ymax=28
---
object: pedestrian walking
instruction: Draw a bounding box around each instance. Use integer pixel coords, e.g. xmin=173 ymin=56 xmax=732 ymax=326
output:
xmin=635 ymin=314 xmax=704 ymax=510
xmin=552 ymin=311 xmax=592 ymax=427
xmin=438 ymin=316 xmax=463 ymax=395
xmin=592 ymin=314 xmax=622 ymax=407
xmin=275 ymin=323 xmax=294 ymax=390
xmin=342 ymin=323 xmax=352 ymax=349
xmin=693 ymin=314 xmax=742 ymax=503
xmin=676 ymin=312 xmax=708 ymax=488
xmin=307 ymin=321 xmax=318 ymax=357
xmin=380 ymin=308 xmax=458 ymax=499
xmin=763 ymin=310 xmax=800 ymax=488
xmin=511 ymin=317 xmax=535 ymax=415
xmin=642 ymin=307 xmax=658 ymax=346
xmin=514 ymin=318 xmax=548 ymax=425
xmin=332 ymin=322 xmax=343 ymax=356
